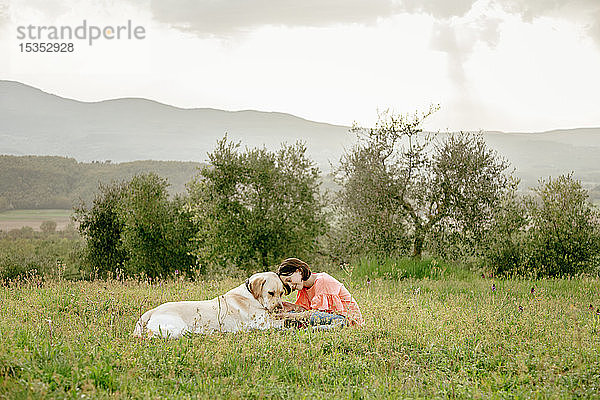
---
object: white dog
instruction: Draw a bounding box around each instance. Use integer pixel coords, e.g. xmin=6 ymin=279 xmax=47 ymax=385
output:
xmin=132 ymin=272 xmax=285 ymax=338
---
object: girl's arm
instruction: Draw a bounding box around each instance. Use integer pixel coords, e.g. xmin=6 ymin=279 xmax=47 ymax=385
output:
xmin=275 ymin=310 xmax=313 ymax=320
xmin=281 ymin=301 xmax=307 ymax=312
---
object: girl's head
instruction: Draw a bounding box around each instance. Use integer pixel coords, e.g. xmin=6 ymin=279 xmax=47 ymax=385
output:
xmin=276 ymin=258 xmax=311 ymax=294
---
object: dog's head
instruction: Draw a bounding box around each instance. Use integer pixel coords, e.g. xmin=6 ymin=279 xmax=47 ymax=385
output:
xmin=246 ymin=272 xmax=285 ymax=311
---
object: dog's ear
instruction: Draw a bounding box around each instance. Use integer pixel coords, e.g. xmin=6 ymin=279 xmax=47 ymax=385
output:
xmin=249 ymin=276 xmax=266 ymax=300
xmin=275 ymin=274 xmax=291 ymax=295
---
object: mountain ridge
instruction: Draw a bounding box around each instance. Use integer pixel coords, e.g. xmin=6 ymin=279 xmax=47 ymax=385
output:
xmin=3 ymin=80 xmax=600 ymax=134
xmin=1 ymin=80 xmax=599 ymax=190
xmin=0 ymin=80 xmax=355 ymax=169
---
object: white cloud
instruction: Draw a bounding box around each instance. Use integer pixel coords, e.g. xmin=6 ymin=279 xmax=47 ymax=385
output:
xmin=2 ymin=0 xmax=599 ymax=132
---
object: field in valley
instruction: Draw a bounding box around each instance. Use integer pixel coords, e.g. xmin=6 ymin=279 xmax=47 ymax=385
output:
xmin=1 ymin=273 xmax=599 ymax=399
xmin=0 ymin=210 xmax=73 ymax=232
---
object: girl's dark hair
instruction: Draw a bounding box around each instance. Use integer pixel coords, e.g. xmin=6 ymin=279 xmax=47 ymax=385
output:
xmin=276 ymin=258 xmax=311 ymax=294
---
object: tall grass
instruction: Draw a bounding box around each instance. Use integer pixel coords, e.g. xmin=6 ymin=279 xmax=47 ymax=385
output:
xmin=1 ymin=271 xmax=599 ymax=398
xmin=0 ymin=236 xmax=85 ymax=281
xmin=349 ymin=256 xmax=473 ymax=281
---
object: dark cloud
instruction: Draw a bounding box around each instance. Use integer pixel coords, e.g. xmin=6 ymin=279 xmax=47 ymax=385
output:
xmin=400 ymin=0 xmax=475 ymax=19
xmin=139 ymin=0 xmax=599 ymax=88
xmin=430 ymin=14 xmax=501 ymax=87
xmin=148 ymin=0 xmax=399 ymax=37
xmin=430 ymin=21 xmax=467 ymax=85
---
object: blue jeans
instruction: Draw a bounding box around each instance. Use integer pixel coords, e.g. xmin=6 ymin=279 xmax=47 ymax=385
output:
xmin=309 ymin=311 xmax=347 ymax=327
xmin=284 ymin=310 xmax=347 ymax=329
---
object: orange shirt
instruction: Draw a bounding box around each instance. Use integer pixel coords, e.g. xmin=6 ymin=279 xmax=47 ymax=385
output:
xmin=295 ymin=272 xmax=364 ymax=326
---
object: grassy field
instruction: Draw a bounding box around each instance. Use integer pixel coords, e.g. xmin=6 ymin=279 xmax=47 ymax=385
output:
xmin=1 ymin=273 xmax=599 ymax=399
xmin=0 ymin=209 xmax=73 ymax=232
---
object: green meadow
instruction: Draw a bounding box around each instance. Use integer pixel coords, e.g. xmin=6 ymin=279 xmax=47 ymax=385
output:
xmin=1 ymin=271 xmax=599 ymax=399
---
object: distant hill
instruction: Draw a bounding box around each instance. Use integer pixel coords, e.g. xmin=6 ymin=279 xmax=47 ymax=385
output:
xmin=481 ymin=129 xmax=600 ymax=191
xmin=0 ymin=80 xmax=352 ymax=170
xmin=1 ymin=80 xmax=599 ymax=202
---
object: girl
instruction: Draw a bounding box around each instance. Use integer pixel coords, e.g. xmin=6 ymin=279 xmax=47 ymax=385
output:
xmin=276 ymin=258 xmax=364 ymax=328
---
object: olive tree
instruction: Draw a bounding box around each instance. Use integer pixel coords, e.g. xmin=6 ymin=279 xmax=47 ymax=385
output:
xmin=116 ymin=173 xmax=196 ymax=278
xmin=187 ymin=136 xmax=327 ymax=271
xmin=335 ymin=107 xmax=511 ymax=259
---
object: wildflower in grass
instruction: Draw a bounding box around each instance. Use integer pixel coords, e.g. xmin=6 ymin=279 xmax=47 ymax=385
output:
xmin=492 ymin=283 xmax=496 ymax=292
xmin=531 ymin=286 xmax=535 ymax=294
xmin=597 ymin=308 xmax=600 ymax=315
xmin=590 ymin=304 xmax=594 ymax=310
xmin=367 ymin=277 xmax=371 ymax=286
xmin=518 ymin=305 xmax=523 ymax=312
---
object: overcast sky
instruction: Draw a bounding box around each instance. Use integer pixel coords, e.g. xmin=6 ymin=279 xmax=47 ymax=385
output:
xmin=1 ymin=0 xmax=599 ymax=131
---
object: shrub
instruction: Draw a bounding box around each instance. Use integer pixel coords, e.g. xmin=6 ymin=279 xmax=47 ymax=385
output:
xmin=74 ymin=173 xmax=196 ymax=278
xmin=40 ymin=220 xmax=57 ymax=234
xmin=482 ymin=186 xmax=530 ymax=276
xmin=484 ymin=174 xmax=600 ymax=277
xmin=525 ymin=175 xmax=600 ymax=276
xmin=0 ymin=196 xmax=13 ymax=212
xmin=74 ymin=181 xmax=128 ymax=276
